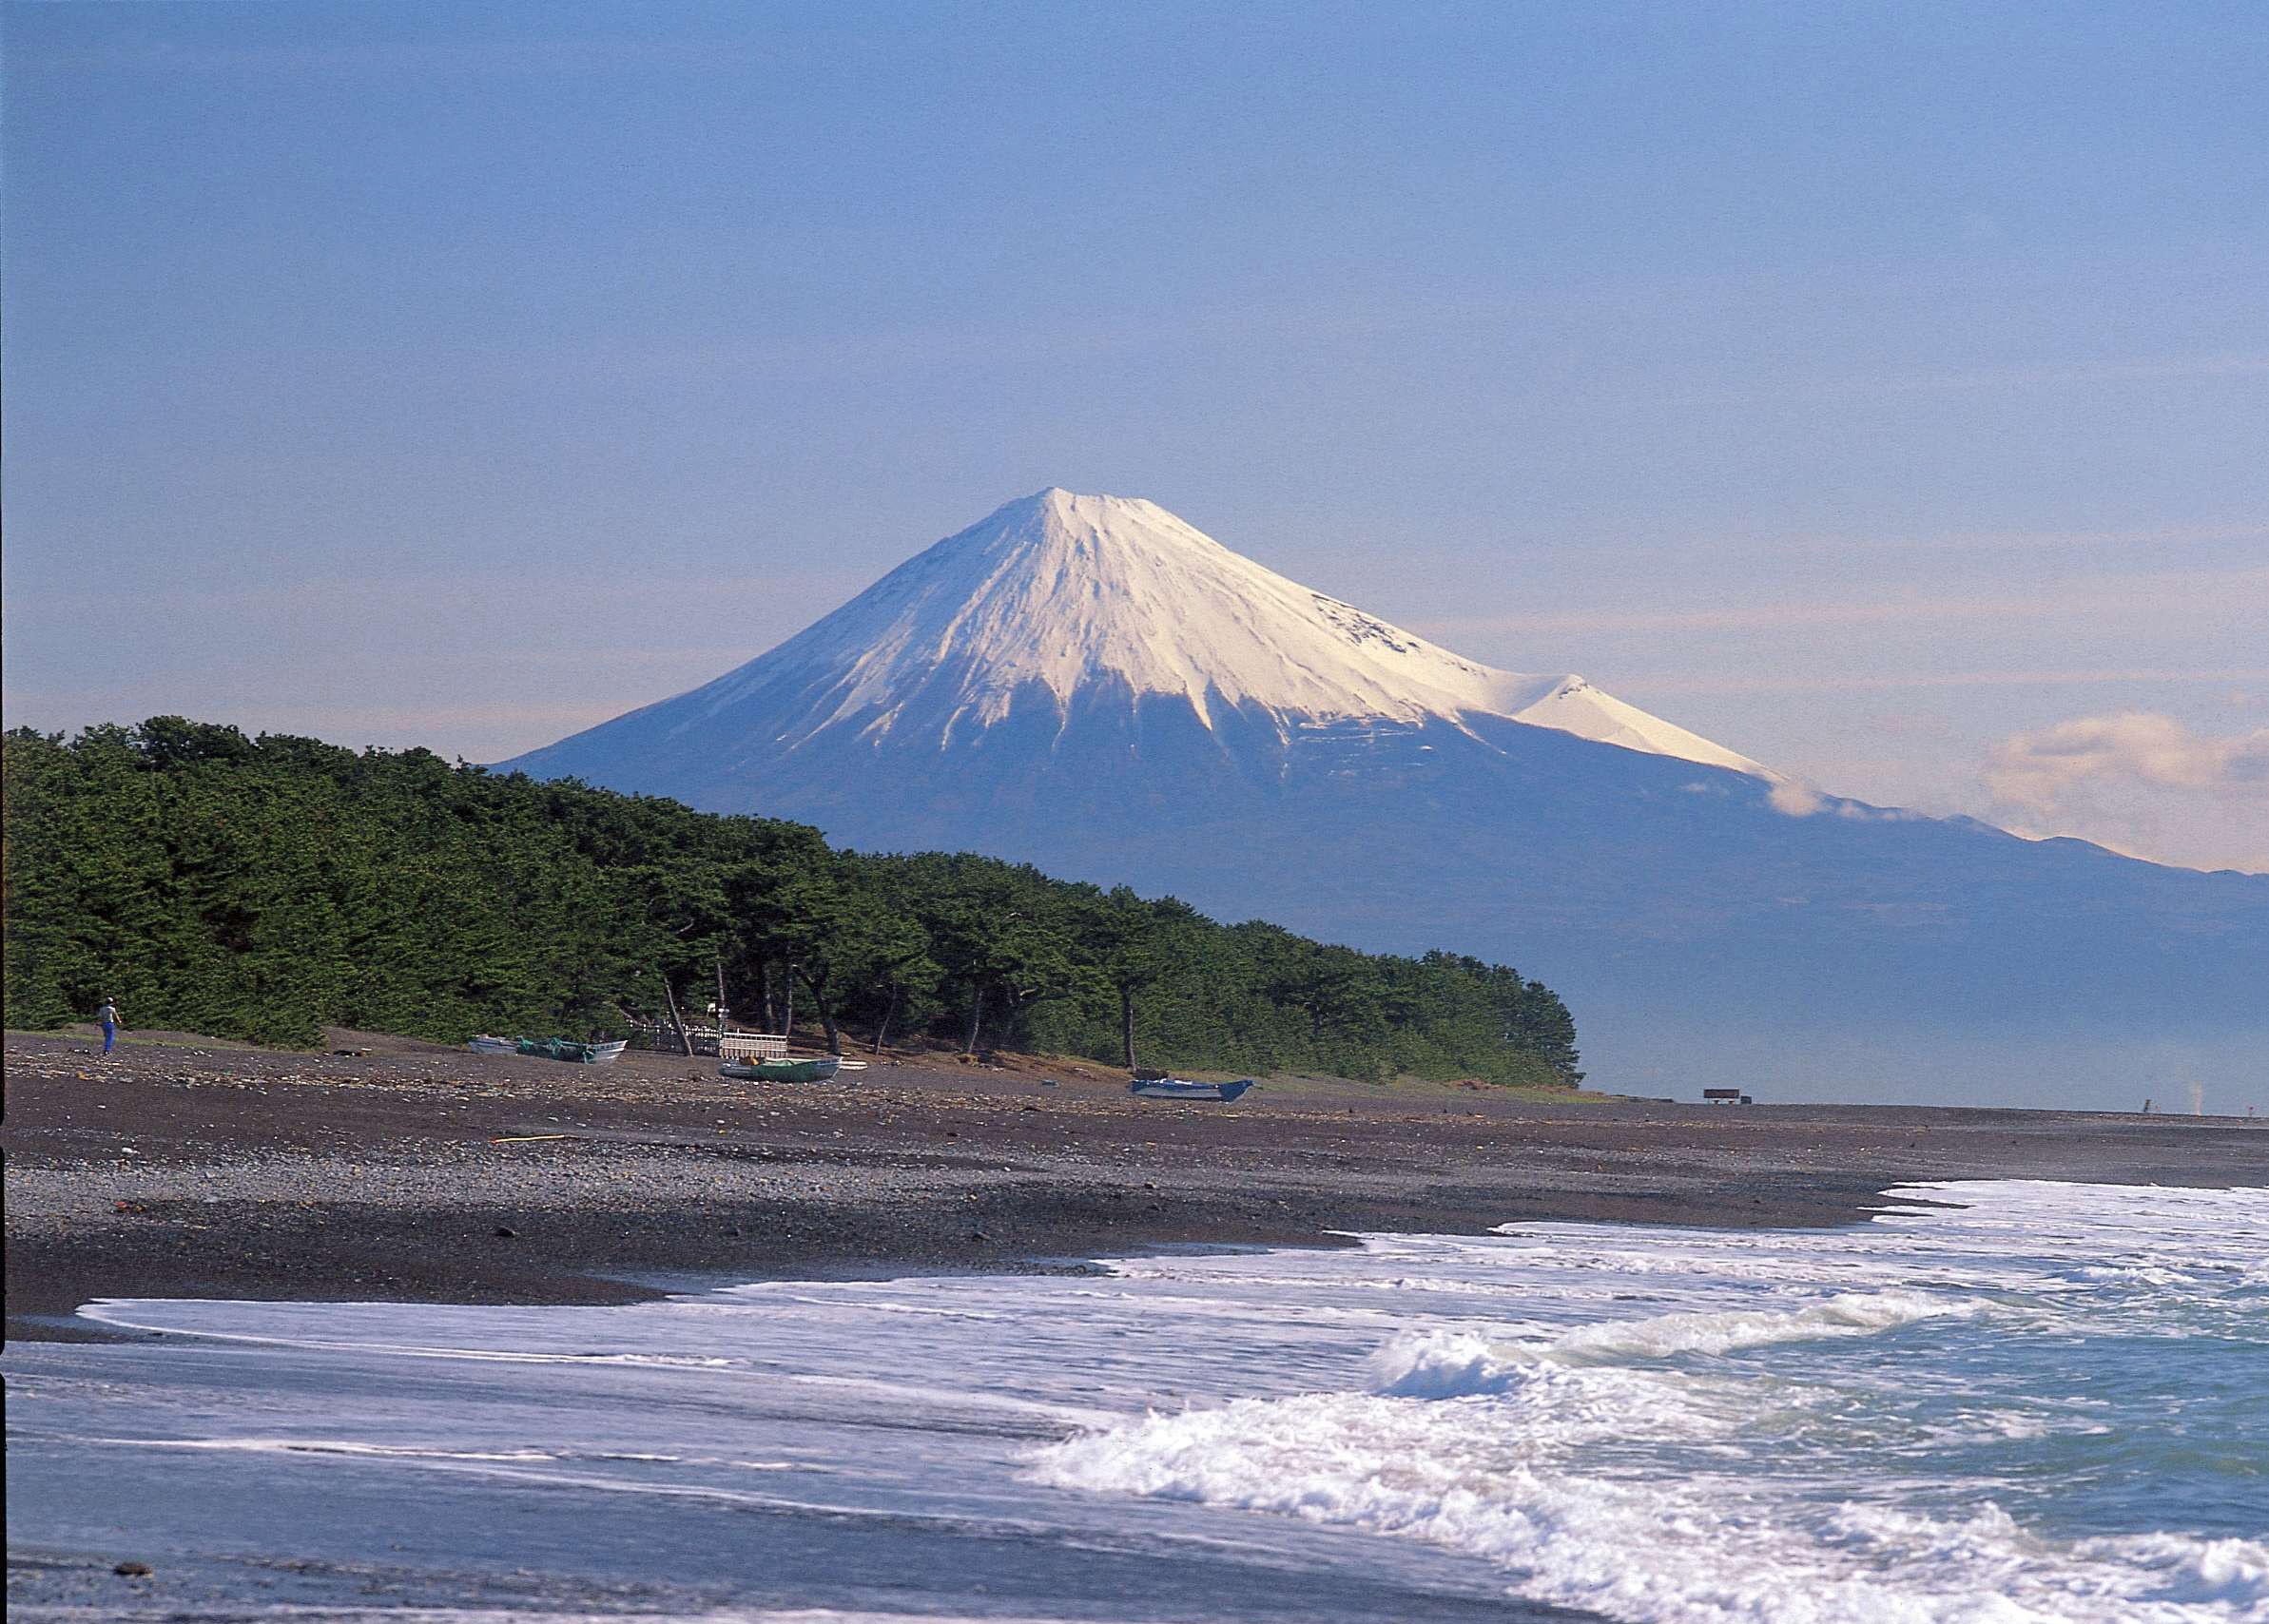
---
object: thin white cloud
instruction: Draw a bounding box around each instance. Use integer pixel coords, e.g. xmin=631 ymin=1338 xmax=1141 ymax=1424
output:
xmin=1618 ymin=667 xmax=2269 ymax=697
xmin=1763 ymin=781 xmax=1926 ymax=822
xmin=548 ymin=295 xmax=1384 ymax=388
xmin=1847 ymin=352 xmax=2269 ymax=396
xmin=1649 ymin=354 xmax=2269 ymax=413
xmin=5 ymin=568 xmax=865 ymax=624
xmin=1721 ymin=520 xmax=2269 ymax=562
xmin=1986 ymin=713 xmax=2269 ymax=814
xmin=1412 ymin=565 xmax=2269 ymax=638
xmin=18 ymin=31 xmax=727 ymax=80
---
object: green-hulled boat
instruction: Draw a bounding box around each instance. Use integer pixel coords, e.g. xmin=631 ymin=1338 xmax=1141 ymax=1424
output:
xmin=720 ymin=1055 xmax=844 ymax=1083
xmin=468 ymin=1034 xmax=627 ymax=1065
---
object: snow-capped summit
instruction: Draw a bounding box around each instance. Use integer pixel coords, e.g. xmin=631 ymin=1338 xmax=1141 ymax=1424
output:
xmin=615 ymin=487 xmax=1766 ymax=774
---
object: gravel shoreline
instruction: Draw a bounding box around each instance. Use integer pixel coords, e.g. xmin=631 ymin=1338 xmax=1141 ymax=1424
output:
xmin=9 ymin=1032 xmax=2266 ymax=1343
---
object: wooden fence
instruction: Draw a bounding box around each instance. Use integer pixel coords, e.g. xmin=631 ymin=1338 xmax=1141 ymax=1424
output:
xmin=625 ymin=1019 xmax=789 ymax=1059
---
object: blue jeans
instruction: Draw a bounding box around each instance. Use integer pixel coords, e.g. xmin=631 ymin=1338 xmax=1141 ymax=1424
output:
xmin=102 ymin=1021 xmax=116 ymax=1054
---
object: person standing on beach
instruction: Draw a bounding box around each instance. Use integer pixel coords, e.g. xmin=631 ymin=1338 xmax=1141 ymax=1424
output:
xmin=97 ymin=998 xmax=121 ymax=1055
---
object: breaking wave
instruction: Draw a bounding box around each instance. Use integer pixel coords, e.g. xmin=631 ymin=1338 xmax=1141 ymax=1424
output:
xmin=1368 ymin=1288 xmax=1981 ymax=1397
xmin=1034 ymin=1378 xmax=2269 ymax=1624
xmin=1034 ymin=1184 xmax=2269 ymax=1623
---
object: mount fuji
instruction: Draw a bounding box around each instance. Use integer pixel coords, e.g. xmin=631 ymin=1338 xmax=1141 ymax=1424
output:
xmin=504 ymin=490 xmax=2267 ymax=1108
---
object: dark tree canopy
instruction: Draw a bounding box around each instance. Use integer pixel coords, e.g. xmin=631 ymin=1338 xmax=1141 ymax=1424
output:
xmin=3 ymin=721 xmax=1582 ymax=1087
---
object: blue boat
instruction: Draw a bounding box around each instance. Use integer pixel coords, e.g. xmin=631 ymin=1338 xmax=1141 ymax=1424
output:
xmin=1129 ymin=1076 xmax=1256 ymax=1102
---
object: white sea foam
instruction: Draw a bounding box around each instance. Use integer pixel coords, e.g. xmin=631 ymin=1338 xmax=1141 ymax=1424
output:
xmin=1368 ymin=1288 xmax=1982 ymax=1397
xmin=22 ymin=1181 xmax=2267 ymax=1624
xmin=1035 ymin=1392 xmax=2269 ymax=1624
xmin=1031 ymin=1182 xmax=2269 ymax=1624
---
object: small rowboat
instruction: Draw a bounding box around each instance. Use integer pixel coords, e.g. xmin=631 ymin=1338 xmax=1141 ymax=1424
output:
xmin=721 ymin=1055 xmax=845 ymax=1084
xmin=467 ymin=1035 xmax=628 ymax=1065
xmin=1129 ymin=1076 xmax=1256 ymax=1102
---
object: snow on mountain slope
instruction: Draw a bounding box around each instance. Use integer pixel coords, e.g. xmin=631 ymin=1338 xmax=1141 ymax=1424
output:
xmin=654 ymin=488 xmax=1768 ymax=773
xmin=1498 ymin=674 xmax=1766 ymax=775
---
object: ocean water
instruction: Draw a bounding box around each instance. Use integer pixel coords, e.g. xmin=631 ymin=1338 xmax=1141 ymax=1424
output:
xmin=7 ymin=1180 xmax=2265 ymax=1623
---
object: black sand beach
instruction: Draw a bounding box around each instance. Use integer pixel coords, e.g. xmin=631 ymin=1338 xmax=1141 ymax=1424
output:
xmin=9 ymin=1031 xmax=2265 ymax=1343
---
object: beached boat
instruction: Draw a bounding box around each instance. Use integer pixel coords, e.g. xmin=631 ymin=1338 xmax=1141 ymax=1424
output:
xmin=467 ymin=1035 xmax=627 ymax=1065
xmin=720 ymin=1054 xmax=845 ymax=1084
xmin=1129 ymin=1076 xmax=1257 ymax=1101
xmin=548 ymin=1037 xmax=626 ymax=1065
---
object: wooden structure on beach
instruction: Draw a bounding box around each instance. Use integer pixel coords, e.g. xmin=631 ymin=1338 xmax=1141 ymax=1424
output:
xmin=626 ymin=1020 xmax=790 ymax=1060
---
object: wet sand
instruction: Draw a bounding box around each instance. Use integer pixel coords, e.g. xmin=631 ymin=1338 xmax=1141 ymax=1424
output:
xmin=7 ymin=1030 xmax=2265 ymax=1343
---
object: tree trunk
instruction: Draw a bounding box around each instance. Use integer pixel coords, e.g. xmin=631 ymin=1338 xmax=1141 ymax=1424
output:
xmin=799 ymin=966 xmax=842 ymax=1055
xmin=659 ymin=975 xmax=694 ymax=1058
xmin=1119 ymin=983 xmax=1137 ymax=1069
xmin=714 ymin=955 xmax=729 ymax=1034
xmin=782 ymin=960 xmax=795 ymax=1038
xmin=760 ymin=961 xmax=775 ymax=1032
xmin=963 ymin=981 xmax=984 ymax=1054
xmin=873 ymin=985 xmax=900 ymax=1055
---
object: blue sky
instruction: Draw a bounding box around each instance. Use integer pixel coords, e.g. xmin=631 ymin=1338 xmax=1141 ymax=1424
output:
xmin=5 ymin=1 xmax=2264 ymax=868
